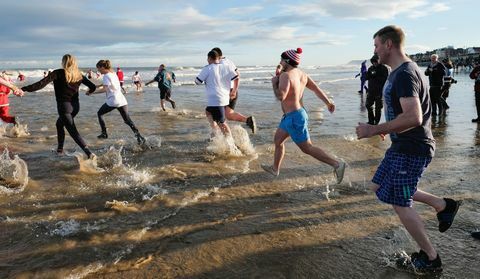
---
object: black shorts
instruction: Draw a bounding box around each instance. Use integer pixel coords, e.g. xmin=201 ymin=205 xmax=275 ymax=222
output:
xmin=206 ymin=106 xmax=226 ymax=124
xmin=159 ymin=87 xmax=171 ymax=100
xmin=227 ymin=96 xmax=238 ymax=110
xmin=134 ymin=81 xmax=140 ymax=85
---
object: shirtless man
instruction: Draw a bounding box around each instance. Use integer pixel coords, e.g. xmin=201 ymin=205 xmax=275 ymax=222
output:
xmin=261 ymin=48 xmax=346 ymax=183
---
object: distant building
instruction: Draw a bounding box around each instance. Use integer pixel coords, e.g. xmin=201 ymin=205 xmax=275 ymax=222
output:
xmin=410 ymin=46 xmax=480 ymax=66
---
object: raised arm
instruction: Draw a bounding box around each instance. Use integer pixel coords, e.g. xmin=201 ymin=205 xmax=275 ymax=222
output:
xmin=306 ymin=75 xmax=334 ymax=112
xmin=271 ymin=73 xmax=289 ymax=101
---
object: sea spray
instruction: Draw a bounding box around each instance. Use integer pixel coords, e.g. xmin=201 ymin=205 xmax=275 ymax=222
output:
xmin=97 ymin=146 xmax=123 ymax=169
xmin=207 ymin=130 xmax=242 ymax=157
xmin=0 ymin=122 xmax=30 ymax=138
xmin=0 ymin=148 xmax=28 ymax=192
xmin=230 ymin=125 xmax=257 ymax=157
xmin=70 ymin=152 xmax=105 ymax=173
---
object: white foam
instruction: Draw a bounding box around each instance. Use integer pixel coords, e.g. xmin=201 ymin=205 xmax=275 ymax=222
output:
xmin=230 ymin=125 xmax=257 ymax=157
xmin=50 ymin=219 xmax=81 ymax=237
xmin=343 ymin=134 xmax=359 ymax=142
xmin=97 ymin=146 xmax=123 ymax=169
xmin=0 ymin=122 xmax=30 ymax=138
xmin=66 ymin=263 xmax=104 ymax=279
xmin=69 ymin=152 xmax=105 ymax=173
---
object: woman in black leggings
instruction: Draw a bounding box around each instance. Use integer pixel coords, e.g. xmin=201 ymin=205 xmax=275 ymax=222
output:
xmin=22 ymin=54 xmax=97 ymax=159
xmin=87 ymin=59 xmax=145 ymax=144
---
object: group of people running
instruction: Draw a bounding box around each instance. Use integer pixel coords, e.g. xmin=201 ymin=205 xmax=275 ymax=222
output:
xmin=1 ymin=25 xmax=479 ymax=273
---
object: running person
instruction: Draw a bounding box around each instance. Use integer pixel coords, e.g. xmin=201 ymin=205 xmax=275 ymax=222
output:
xmin=116 ymin=67 xmax=127 ymax=94
xmin=145 ymin=64 xmax=176 ymax=111
xmin=22 ymin=54 xmax=97 ymax=159
xmin=261 ymin=48 xmax=346 ymax=183
xmin=0 ymin=75 xmax=24 ymax=124
xmin=195 ymin=50 xmax=238 ymax=137
xmin=88 ymin=60 xmax=145 ymax=145
xmin=356 ymin=25 xmax=461 ymax=272
xmin=211 ymin=47 xmax=256 ymax=133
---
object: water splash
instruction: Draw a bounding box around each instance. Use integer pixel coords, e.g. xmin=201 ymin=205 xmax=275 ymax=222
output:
xmin=0 ymin=148 xmax=29 ymax=193
xmin=70 ymin=152 xmax=105 ymax=173
xmin=230 ymin=125 xmax=257 ymax=157
xmin=49 ymin=219 xmax=81 ymax=237
xmin=97 ymin=146 xmax=123 ymax=169
xmin=207 ymin=131 xmax=242 ymax=157
xmin=343 ymin=134 xmax=358 ymax=142
xmin=207 ymin=125 xmax=257 ymax=158
xmin=0 ymin=122 xmax=30 ymax=138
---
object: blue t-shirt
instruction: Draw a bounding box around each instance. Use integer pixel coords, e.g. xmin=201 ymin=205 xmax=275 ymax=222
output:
xmin=383 ymin=61 xmax=435 ymax=157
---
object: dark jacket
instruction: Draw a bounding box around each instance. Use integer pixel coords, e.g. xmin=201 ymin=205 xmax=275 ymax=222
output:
xmin=366 ymin=63 xmax=389 ymax=97
xmin=425 ymin=62 xmax=446 ymax=87
xmin=22 ymin=69 xmax=96 ymax=102
xmin=470 ymin=65 xmax=480 ymax=93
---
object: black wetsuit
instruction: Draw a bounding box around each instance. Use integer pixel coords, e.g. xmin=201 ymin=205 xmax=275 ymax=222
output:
xmin=22 ymin=69 xmax=96 ymax=156
xmin=365 ymin=63 xmax=389 ymax=124
xmin=425 ymin=62 xmax=446 ymax=115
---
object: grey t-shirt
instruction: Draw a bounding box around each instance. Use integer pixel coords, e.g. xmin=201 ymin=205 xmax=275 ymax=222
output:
xmin=383 ymin=61 xmax=435 ymax=157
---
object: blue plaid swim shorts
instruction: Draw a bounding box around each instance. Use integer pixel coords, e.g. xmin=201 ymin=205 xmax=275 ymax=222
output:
xmin=372 ymin=150 xmax=432 ymax=207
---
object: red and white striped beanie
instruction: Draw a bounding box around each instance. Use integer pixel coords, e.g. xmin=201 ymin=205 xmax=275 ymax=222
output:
xmin=281 ymin=48 xmax=303 ymax=66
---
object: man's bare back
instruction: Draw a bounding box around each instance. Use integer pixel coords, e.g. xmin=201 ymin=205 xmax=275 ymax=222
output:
xmin=273 ymin=68 xmax=334 ymax=114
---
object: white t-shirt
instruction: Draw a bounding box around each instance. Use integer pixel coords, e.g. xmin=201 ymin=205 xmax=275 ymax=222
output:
xmin=195 ymin=63 xmax=238 ymax=106
xmin=220 ymin=57 xmax=238 ymax=88
xmin=132 ymin=74 xmax=141 ymax=82
xmin=103 ymin=72 xmax=128 ymax=107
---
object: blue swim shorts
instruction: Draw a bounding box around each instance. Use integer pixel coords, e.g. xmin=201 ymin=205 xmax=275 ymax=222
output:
xmin=373 ymin=150 xmax=432 ymax=207
xmin=278 ymin=107 xmax=309 ymax=144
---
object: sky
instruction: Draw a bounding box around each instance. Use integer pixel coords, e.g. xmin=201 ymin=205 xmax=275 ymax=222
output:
xmin=1 ymin=0 xmax=478 ymax=68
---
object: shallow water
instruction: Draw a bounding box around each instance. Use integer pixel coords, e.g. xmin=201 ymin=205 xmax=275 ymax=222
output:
xmin=1 ymin=66 xmax=479 ymax=278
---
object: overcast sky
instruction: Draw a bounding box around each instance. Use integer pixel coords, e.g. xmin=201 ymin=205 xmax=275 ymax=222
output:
xmin=1 ymin=0 xmax=477 ymax=68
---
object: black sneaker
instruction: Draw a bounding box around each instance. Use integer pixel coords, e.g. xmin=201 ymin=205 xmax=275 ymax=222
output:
xmin=246 ymin=116 xmax=256 ymax=133
xmin=437 ymin=198 xmax=461 ymax=233
xmin=171 ymin=101 xmax=176 ymax=109
xmin=472 ymin=118 xmax=479 ymax=123
xmin=97 ymin=132 xmax=108 ymax=139
xmin=410 ymin=250 xmax=442 ymax=273
xmin=136 ymin=134 xmax=146 ymax=145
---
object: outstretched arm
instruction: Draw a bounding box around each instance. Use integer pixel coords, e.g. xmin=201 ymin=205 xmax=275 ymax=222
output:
xmin=306 ymin=76 xmax=334 ymax=112
xmin=0 ymin=76 xmax=23 ymax=96
xmin=21 ymin=71 xmax=56 ymax=93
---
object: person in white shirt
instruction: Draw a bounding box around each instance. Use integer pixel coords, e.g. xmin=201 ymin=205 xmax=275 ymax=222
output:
xmin=211 ymin=47 xmax=256 ymax=134
xmin=132 ymin=71 xmax=143 ymax=92
xmin=195 ymin=50 xmax=238 ymax=136
xmin=87 ymin=59 xmax=145 ymax=144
